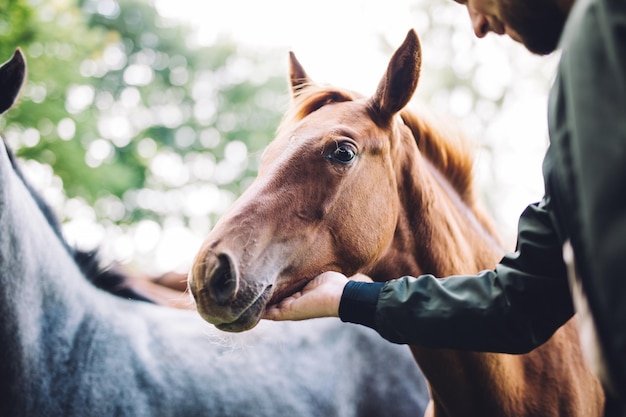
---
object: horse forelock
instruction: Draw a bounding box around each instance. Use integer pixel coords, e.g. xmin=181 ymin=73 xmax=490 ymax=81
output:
xmin=399 ymin=108 xmax=476 ymax=205
xmin=278 ymin=86 xmax=360 ymax=134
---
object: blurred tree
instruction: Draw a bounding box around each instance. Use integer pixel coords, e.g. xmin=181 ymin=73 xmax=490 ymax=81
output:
xmin=0 ymin=0 xmax=35 ymax=60
xmin=1 ymin=0 xmax=288 ymax=272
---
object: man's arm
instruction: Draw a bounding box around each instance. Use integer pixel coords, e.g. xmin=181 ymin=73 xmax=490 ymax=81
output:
xmin=342 ymin=199 xmax=575 ymax=353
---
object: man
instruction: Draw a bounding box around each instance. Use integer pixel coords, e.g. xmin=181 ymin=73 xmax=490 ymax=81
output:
xmin=263 ymin=0 xmax=626 ymax=412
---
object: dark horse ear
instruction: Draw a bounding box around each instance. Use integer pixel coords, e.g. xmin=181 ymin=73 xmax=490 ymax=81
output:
xmin=369 ymin=29 xmax=421 ymax=121
xmin=0 ymin=48 xmax=26 ymax=116
xmin=289 ymin=51 xmax=312 ymax=99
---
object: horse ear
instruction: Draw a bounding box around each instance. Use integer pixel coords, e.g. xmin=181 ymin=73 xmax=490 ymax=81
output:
xmin=369 ymin=29 xmax=421 ymax=121
xmin=289 ymin=51 xmax=312 ymax=99
xmin=0 ymin=48 xmax=26 ymax=115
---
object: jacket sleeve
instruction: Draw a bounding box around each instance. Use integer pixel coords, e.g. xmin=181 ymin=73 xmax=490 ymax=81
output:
xmin=339 ymin=198 xmax=575 ymax=354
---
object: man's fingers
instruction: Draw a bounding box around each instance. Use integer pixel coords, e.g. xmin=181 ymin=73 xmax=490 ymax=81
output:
xmin=262 ymin=305 xmax=281 ymax=320
xmin=263 ymin=294 xmax=300 ymax=320
xmin=262 ymin=272 xmax=347 ymax=321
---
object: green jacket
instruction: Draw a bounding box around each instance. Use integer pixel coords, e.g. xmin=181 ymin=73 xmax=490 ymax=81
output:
xmin=339 ymin=0 xmax=626 ymax=396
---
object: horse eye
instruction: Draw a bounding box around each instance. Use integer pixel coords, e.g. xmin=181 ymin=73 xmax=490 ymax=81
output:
xmin=329 ymin=144 xmax=357 ymax=164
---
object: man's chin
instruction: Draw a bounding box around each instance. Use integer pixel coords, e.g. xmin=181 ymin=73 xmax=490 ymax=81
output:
xmin=502 ymin=0 xmax=566 ymax=56
xmin=524 ymin=37 xmax=560 ymax=56
xmin=514 ymin=27 xmax=561 ymax=55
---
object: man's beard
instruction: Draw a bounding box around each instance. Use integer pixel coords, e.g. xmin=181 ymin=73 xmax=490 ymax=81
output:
xmin=502 ymin=0 xmax=568 ymax=55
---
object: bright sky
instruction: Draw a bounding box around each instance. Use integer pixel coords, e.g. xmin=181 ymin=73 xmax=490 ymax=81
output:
xmin=153 ymin=0 xmax=427 ymax=93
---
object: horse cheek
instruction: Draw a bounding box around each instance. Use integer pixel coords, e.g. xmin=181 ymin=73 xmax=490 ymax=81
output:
xmin=335 ymin=187 xmax=396 ymax=272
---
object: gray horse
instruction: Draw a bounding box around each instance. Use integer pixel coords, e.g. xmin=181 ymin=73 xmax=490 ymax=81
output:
xmin=0 ymin=49 xmax=429 ymax=417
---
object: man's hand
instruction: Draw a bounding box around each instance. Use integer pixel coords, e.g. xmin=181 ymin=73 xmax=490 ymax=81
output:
xmin=262 ymin=271 xmax=351 ymax=321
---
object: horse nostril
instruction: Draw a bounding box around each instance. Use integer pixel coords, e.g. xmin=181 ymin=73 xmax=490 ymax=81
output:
xmin=206 ymin=253 xmax=239 ymax=304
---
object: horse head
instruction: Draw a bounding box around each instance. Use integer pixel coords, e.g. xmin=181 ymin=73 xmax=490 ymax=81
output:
xmin=189 ymin=30 xmax=424 ymax=332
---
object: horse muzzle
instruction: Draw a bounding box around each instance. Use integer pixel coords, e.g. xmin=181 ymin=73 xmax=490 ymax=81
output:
xmin=189 ymin=251 xmax=272 ymax=332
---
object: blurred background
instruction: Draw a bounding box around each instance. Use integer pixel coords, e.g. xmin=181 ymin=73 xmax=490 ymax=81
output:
xmin=1 ymin=0 xmax=558 ymax=276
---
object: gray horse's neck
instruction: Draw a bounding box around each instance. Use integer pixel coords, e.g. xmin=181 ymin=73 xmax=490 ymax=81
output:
xmin=0 ymin=148 xmax=97 ymax=382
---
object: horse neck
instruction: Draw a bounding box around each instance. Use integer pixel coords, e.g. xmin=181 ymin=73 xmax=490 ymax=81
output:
xmin=371 ymin=139 xmax=504 ymax=280
xmin=367 ymin=122 xmax=603 ymax=417
xmin=367 ymin=132 xmax=525 ymax=412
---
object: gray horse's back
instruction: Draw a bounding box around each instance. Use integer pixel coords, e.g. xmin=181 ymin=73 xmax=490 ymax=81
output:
xmin=50 ymin=300 xmax=430 ymax=417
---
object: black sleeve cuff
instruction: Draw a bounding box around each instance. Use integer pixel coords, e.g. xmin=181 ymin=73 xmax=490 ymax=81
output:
xmin=338 ymin=280 xmax=385 ymax=329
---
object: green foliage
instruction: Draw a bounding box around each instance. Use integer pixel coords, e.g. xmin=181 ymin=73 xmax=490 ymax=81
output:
xmin=0 ymin=0 xmax=35 ymax=60
xmin=2 ymin=0 xmax=287 ymax=236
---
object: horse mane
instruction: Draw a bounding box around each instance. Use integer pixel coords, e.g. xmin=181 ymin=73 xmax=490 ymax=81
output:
xmin=280 ymin=84 xmax=359 ymax=127
xmin=399 ymin=108 xmax=477 ymax=204
xmin=279 ymin=85 xmax=477 ymax=205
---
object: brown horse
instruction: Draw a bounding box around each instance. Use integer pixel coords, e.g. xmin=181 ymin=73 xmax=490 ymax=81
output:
xmin=189 ymin=29 xmax=604 ymax=416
